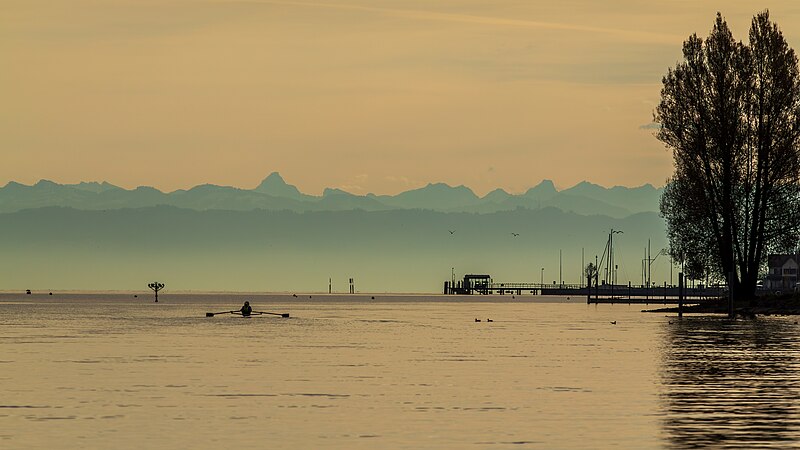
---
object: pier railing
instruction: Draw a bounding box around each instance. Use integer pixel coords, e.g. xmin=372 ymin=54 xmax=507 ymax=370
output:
xmin=444 ymin=279 xmax=724 ymax=304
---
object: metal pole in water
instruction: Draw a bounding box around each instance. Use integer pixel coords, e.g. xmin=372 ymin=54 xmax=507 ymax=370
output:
xmin=609 ymin=232 xmax=613 ymax=286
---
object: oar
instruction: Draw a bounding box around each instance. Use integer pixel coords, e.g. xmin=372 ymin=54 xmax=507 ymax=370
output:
xmin=205 ymin=310 xmax=235 ymax=317
xmin=253 ymin=311 xmax=290 ymax=318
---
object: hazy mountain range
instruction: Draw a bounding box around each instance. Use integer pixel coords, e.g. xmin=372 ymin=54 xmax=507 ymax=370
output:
xmin=0 ymin=172 xmax=663 ymax=218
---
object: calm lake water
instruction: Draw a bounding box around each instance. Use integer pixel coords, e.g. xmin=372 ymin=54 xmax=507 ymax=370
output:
xmin=1 ymin=293 xmax=799 ymax=449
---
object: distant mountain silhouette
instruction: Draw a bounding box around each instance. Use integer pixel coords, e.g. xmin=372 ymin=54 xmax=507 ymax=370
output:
xmin=375 ymin=183 xmax=480 ymax=210
xmin=253 ymin=172 xmax=314 ymax=202
xmin=522 ymin=179 xmax=558 ymax=201
xmin=169 ymin=184 xmax=306 ymax=211
xmin=482 ymin=188 xmax=513 ymax=203
xmin=0 ymin=180 xmax=102 ymax=211
xmin=561 ymin=181 xmax=661 ymax=215
xmin=69 ymin=181 xmax=120 ymax=193
xmin=0 ymin=173 xmax=663 ymax=218
xmin=320 ymin=188 xmax=389 ymax=211
xmin=540 ymin=194 xmax=630 ymax=217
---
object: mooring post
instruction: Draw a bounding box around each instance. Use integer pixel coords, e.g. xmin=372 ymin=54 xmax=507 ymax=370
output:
xmin=595 ymin=275 xmax=599 ymax=301
xmin=148 ymin=281 xmax=164 ymax=303
xmin=678 ymin=272 xmax=684 ymax=318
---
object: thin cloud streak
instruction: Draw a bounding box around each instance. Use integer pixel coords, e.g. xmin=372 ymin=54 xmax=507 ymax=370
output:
xmin=14 ymin=0 xmax=780 ymax=193
xmin=234 ymin=0 xmax=684 ymax=44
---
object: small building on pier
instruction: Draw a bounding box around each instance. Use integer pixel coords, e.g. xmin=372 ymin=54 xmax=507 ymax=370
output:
xmin=445 ymin=274 xmax=492 ymax=295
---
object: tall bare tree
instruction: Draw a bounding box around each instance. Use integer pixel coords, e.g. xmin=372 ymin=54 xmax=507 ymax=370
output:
xmin=657 ymin=11 xmax=800 ymax=300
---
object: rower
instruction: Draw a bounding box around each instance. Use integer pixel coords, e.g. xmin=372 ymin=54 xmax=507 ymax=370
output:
xmin=239 ymin=301 xmax=253 ymax=317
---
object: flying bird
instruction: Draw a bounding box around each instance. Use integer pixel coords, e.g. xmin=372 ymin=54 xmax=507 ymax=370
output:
xmin=448 ymin=230 xmax=456 ymax=234
xmin=511 ymin=232 xmax=519 ymax=237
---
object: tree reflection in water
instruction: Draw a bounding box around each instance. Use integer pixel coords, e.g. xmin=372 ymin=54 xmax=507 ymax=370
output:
xmin=660 ymin=317 xmax=800 ymax=448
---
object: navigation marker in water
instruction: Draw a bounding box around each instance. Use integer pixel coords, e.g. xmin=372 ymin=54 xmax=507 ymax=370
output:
xmin=148 ymin=281 xmax=165 ymax=303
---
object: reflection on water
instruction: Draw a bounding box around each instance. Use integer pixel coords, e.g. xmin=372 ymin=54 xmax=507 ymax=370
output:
xmin=660 ymin=317 xmax=800 ymax=448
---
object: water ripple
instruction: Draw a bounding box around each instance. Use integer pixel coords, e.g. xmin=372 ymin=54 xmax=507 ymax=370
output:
xmin=659 ymin=318 xmax=800 ymax=448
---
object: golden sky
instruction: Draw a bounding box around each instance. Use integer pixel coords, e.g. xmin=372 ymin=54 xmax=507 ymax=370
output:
xmin=4 ymin=1 xmax=800 ymax=195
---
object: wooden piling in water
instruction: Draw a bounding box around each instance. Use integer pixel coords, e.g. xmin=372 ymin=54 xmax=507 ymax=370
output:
xmin=678 ymin=272 xmax=684 ymax=318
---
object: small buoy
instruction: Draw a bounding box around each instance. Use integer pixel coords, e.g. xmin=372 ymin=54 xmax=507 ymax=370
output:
xmin=49 ymin=292 xmax=52 ymax=295
xmin=371 ymin=296 xmax=375 ymax=300
xmin=134 ymin=295 xmax=137 ymax=298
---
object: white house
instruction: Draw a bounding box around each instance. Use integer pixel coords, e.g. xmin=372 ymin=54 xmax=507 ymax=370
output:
xmin=764 ymin=254 xmax=799 ymax=290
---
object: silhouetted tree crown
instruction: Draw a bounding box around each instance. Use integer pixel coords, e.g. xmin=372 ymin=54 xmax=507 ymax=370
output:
xmin=656 ymin=11 xmax=800 ymax=300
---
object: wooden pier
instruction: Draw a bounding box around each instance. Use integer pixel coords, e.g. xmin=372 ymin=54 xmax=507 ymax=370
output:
xmin=444 ymin=274 xmax=724 ymax=305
